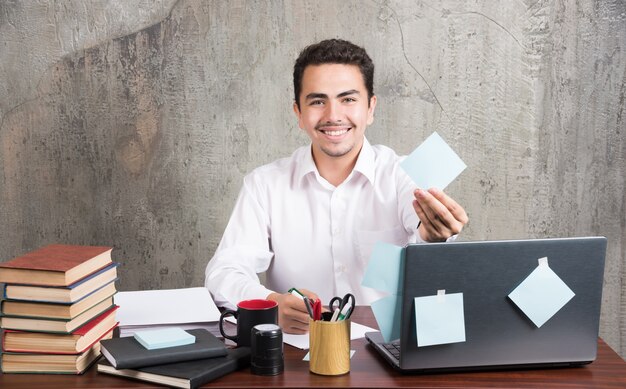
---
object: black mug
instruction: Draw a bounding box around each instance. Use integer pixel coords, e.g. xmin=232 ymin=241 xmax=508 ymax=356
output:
xmin=219 ymin=299 xmax=278 ymax=347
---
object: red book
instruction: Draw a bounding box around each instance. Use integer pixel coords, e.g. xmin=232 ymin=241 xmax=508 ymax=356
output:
xmin=0 ymin=244 xmax=112 ymax=286
xmin=2 ymin=305 xmax=119 ymax=354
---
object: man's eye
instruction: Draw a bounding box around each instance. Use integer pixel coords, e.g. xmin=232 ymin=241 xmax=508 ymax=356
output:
xmin=309 ymin=100 xmax=324 ymax=106
xmin=343 ymin=97 xmax=356 ymax=103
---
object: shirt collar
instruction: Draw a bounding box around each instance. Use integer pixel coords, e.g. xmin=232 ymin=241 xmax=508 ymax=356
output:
xmin=352 ymin=137 xmax=376 ymax=185
xmin=296 ymin=137 xmax=376 ymax=187
xmin=296 ymin=145 xmax=318 ymax=185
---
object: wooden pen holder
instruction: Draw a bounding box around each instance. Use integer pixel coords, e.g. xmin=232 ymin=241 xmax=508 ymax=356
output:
xmin=309 ymin=316 xmax=351 ymax=375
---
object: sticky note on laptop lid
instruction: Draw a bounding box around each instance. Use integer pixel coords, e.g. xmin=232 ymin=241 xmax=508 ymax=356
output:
xmin=400 ymin=132 xmax=466 ymax=190
xmin=508 ymin=257 xmax=575 ymax=328
xmin=414 ymin=290 xmax=466 ymax=347
xmin=134 ymin=327 xmax=196 ymax=350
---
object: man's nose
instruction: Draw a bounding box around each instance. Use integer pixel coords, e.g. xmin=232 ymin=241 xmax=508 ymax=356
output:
xmin=323 ymin=100 xmax=342 ymax=123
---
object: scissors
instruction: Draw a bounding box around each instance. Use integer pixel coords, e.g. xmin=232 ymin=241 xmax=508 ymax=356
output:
xmin=329 ymin=293 xmax=356 ymax=320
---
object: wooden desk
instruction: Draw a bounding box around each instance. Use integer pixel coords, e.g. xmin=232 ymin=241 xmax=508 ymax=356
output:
xmin=1 ymin=306 xmax=625 ymax=388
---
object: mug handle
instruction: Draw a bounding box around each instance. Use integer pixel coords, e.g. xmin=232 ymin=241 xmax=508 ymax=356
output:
xmin=219 ymin=309 xmax=238 ymax=343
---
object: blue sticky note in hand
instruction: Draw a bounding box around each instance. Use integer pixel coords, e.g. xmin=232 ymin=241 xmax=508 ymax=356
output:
xmin=508 ymin=257 xmax=575 ymax=328
xmin=134 ymin=327 xmax=196 ymax=350
xmin=361 ymin=242 xmax=404 ymax=294
xmin=371 ymin=294 xmax=403 ymax=342
xmin=400 ymin=132 xmax=466 ymax=190
xmin=414 ymin=291 xmax=466 ymax=347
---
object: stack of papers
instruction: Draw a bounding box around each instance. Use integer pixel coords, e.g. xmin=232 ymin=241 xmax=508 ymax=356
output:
xmin=114 ymin=288 xmax=221 ymax=337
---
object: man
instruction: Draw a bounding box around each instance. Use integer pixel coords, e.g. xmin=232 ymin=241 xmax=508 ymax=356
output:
xmin=205 ymin=39 xmax=468 ymax=334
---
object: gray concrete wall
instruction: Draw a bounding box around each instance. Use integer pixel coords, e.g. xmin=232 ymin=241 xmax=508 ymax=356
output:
xmin=0 ymin=0 xmax=624 ymax=358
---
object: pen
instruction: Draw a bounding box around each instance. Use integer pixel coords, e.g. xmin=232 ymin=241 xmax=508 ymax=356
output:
xmin=335 ymin=301 xmax=353 ymax=321
xmin=330 ymin=306 xmax=341 ymax=322
xmin=288 ymin=287 xmax=306 ymax=300
xmin=313 ymin=299 xmax=322 ymax=321
xmin=303 ymin=296 xmax=314 ymax=319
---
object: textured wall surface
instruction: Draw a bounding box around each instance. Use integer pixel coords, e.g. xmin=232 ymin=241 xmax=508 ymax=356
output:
xmin=0 ymin=0 xmax=624 ymax=357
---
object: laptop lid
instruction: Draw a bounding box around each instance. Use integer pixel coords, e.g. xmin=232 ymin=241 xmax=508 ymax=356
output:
xmin=367 ymin=237 xmax=606 ymax=372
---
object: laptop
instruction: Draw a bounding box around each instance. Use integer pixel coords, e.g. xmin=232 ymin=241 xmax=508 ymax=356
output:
xmin=365 ymin=237 xmax=607 ymax=373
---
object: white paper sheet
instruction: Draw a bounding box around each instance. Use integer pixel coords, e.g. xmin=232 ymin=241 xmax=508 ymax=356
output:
xmin=282 ymin=321 xmax=376 ymax=350
xmin=114 ymin=287 xmax=221 ymax=326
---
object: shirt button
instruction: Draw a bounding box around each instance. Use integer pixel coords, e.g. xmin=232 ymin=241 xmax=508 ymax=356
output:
xmin=332 ymin=226 xmax=340 ymax=235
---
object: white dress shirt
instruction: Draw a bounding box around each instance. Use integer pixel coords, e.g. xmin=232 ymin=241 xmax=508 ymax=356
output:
xmin=205 ymin=138 xmax=426 ymax=309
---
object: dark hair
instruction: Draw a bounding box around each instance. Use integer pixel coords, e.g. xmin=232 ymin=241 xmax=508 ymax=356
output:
xmin=293 ymin=39 xmax=374 ymax=109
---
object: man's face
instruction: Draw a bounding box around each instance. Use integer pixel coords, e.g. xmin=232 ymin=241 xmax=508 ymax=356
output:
xmin=293 ymin=64 xmax=376 ymax=163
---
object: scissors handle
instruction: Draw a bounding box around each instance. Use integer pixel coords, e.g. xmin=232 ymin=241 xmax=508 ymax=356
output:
xmin=329 ymin=293 xmax=356 ymax=311
xmin=329 ymin=297 xmax=342 ymax=311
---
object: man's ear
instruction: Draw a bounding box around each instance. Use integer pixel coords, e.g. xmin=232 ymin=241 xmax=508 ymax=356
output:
xmin=367 ymin=95 xmax=377 ymax=125
xmin=293 ymin=101 xmax=304 ymax=129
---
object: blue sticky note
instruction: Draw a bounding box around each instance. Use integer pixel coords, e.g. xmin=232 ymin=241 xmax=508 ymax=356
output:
xmin=134 ymin=327 xmax=196 ymax=350
xmin=371 ymin=294 xmax=402 ymax=342
xmin=361 ymin=242 xmax=404 ymax=294
xmin=414 ymin=291 xmax=466 ymax=347
xmin=508 ymin=258 xmax=575 ymax=328
xmin=399 ymin=132 xmax=466 ymax=190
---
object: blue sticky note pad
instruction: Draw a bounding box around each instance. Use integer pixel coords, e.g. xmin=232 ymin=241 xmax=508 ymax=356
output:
xmin=371 ymin=294 xmax=402 ymax=342
xmin=400 ymin=132 xmax=466 ymax=190
xmin=361 ymin=242 xmax=403 ymax=294
xmin=134 ymin=327 xmax=196 ymax=350
xmin=508 ymin=259 xmax=575 ymax=328
xmin=414 ymin=292 xmax=466 ymax=347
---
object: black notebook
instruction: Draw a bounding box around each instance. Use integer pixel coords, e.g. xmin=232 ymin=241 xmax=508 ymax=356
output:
xmin=99 ymin=328 xmax=227 ymax=369
xmin=97 ymin=347 xmax=251 ymax=389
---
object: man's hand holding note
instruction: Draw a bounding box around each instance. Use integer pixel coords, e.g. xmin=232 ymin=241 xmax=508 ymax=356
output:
xmin=413 ymin=187 xmax=468 ymax=242
xmin=399 ymin=132 xmax=469 ymax=242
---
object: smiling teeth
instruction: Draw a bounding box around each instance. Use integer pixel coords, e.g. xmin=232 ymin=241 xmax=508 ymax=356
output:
xmin=324 ymin=129 xmax=348 ymax=136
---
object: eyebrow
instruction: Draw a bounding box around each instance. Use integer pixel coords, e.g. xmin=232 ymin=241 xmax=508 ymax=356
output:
xmin=304 ymin=89 xmax=361 ymax=101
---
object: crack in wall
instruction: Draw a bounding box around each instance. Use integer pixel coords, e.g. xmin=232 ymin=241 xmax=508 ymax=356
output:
xmin=373 ymin=0 xmax=451 ymax=123
xmin=420 ymin=1 xmax=524 ymax=49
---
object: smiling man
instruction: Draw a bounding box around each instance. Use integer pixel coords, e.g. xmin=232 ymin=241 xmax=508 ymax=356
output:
xmin=205 ymin=39 xmax=468 ymax=334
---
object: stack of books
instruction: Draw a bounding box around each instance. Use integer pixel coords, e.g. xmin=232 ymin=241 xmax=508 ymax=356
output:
xmin=97 ymin=328 xmax=251 ymax=389
xmin=0 ymin=244 xmax=120 ymax=374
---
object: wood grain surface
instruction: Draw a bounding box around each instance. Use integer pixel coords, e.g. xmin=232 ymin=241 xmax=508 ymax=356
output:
xmin=1 ymin=306 xmax=625 ymax=388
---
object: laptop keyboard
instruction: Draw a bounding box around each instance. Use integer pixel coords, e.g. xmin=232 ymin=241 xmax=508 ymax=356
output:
xmin=382 ymin=340 xmax=401 ymax=362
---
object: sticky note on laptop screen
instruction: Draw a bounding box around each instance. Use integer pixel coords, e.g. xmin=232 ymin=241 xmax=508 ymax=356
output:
xmin=508 ymin=257 xmax=575 ymax=328
xmin=361 ymin=242 xmax=403 ymax=295
xmin=371 ymin=294 xmax=402 ymax=343
xmin=400 ymin=132 xmax=466 ymax=190
xmin=134 ymin=327 xmax=196 ymax=350
xmin=414 ymin=291 xmax=466 ymax=347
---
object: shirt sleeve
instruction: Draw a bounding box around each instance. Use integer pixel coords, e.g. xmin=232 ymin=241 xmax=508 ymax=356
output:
xmin=204 ymin=176 xmax=275 ymax=309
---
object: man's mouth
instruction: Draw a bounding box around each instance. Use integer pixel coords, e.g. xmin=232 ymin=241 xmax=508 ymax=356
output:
xmin=320 ymin=128 xmax=349 ymax=136
xmin=317 ymin=127 xmax=351 ymax=137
